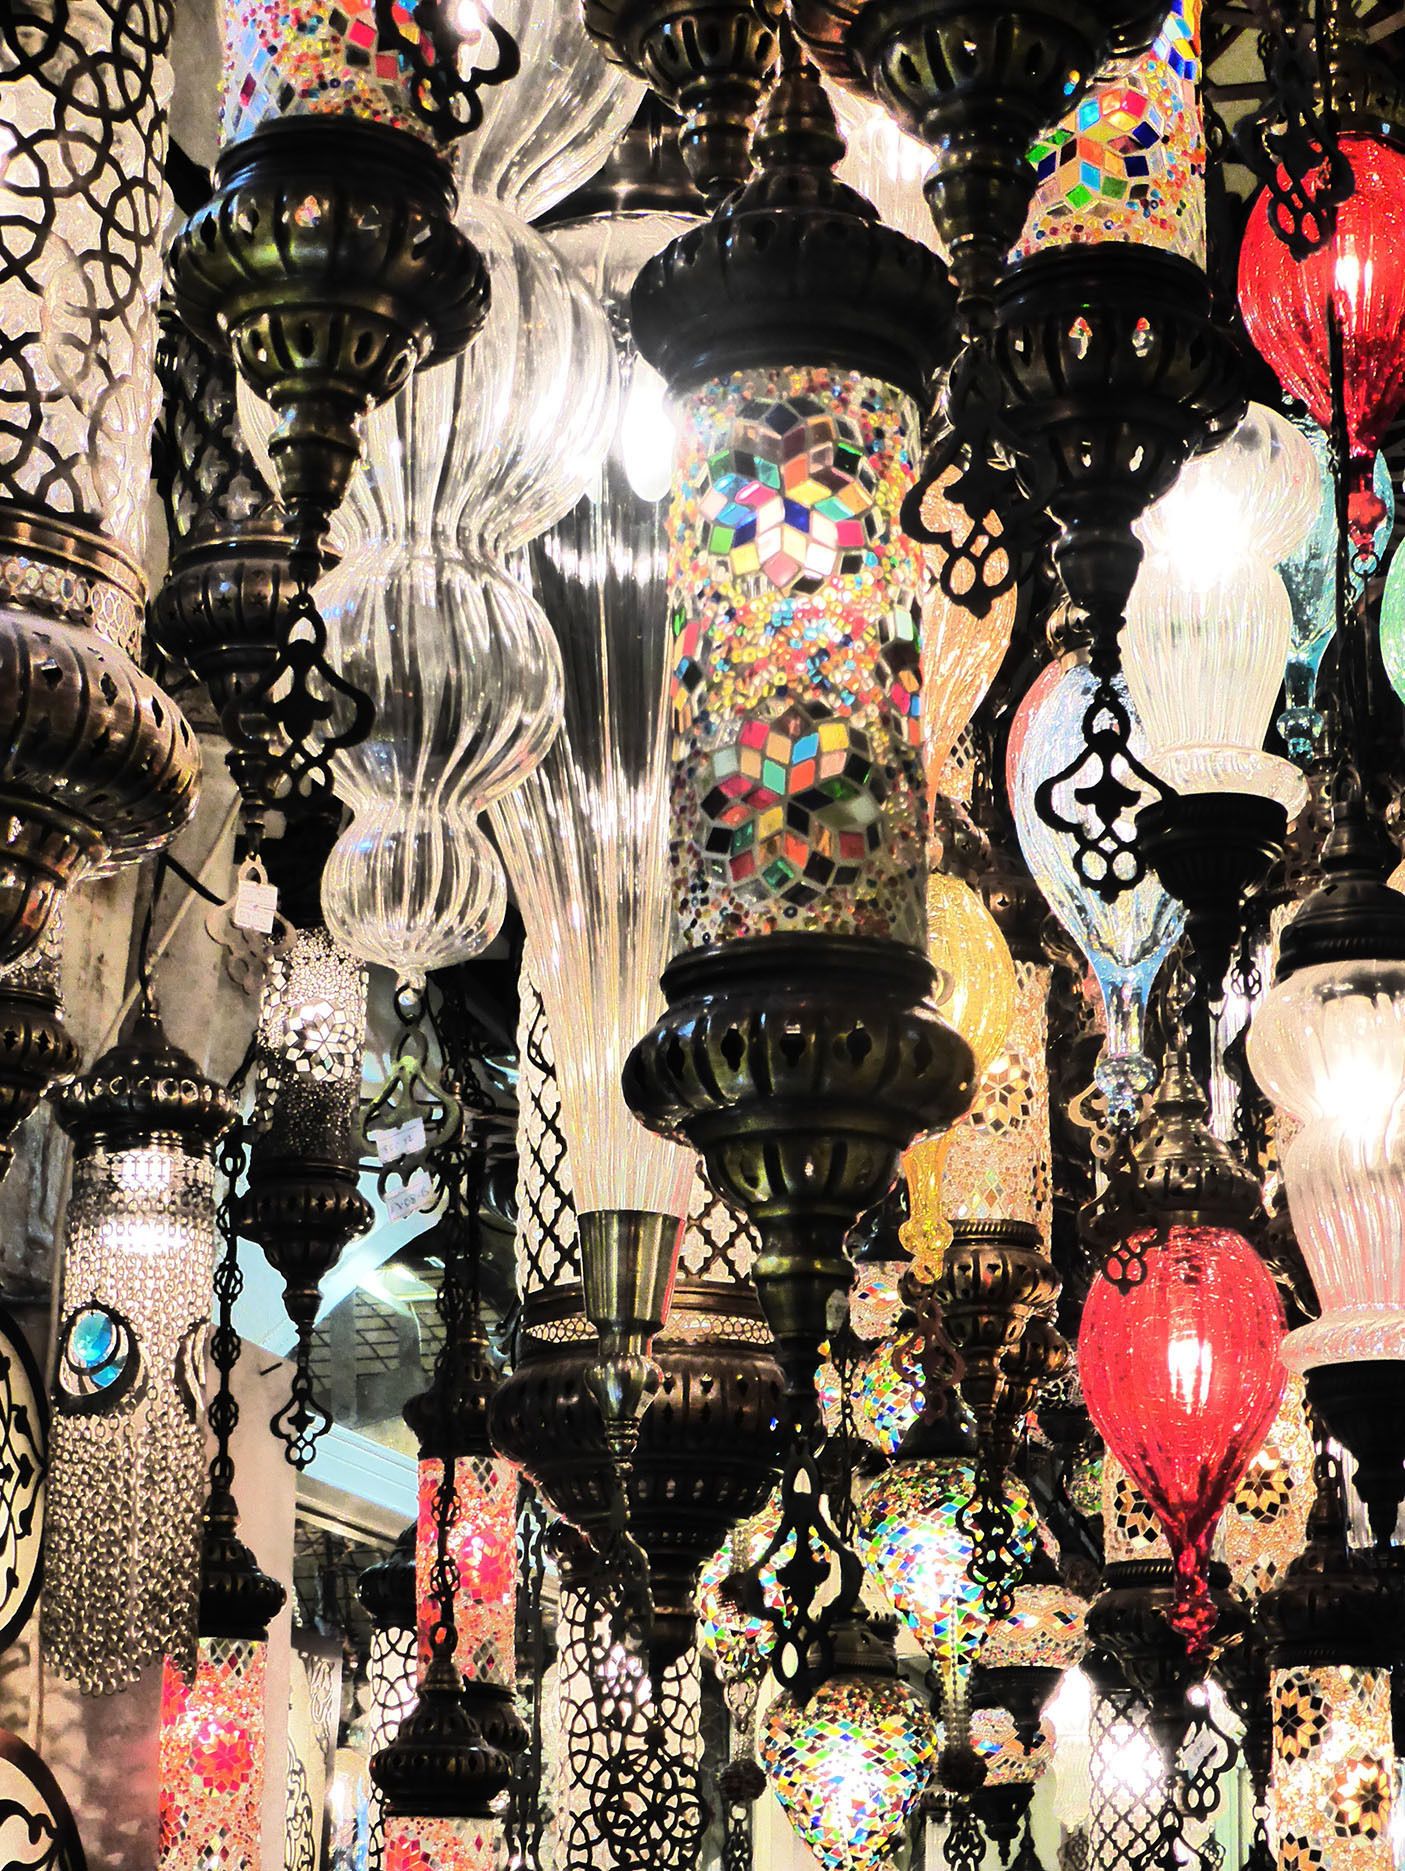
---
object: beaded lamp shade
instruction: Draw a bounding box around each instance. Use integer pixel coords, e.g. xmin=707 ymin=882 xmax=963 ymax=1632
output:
xmin=666 ymin=366 xmax=929 ymax=950
xmin=1270 ymin=1665 xmax=1394 ymax=1870
xmin=158 ymin=1638 xmax=267 ymax=1871
xmin=1015 ymin=0 xmax=1205 ymax=264
xmin=41 ymin=1005 xmax=233 ymax=1697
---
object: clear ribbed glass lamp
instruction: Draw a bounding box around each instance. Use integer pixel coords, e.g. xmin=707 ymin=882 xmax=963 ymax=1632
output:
xmin=1125 ymin=401 xmax=1316 ymax=813
xmin=487 ymin=205 xmax=698 ymax=1451
xmin=1009 ymin=655 xmax=1185 ymax=1120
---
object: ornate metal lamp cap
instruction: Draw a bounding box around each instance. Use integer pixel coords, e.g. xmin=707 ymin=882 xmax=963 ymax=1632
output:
xmin=537 ymin=93 xmax=705 ymax=224
xmin=198 ymin=1485 xmax=287 ymax=1641
xmin=402 ymin=1312 xmax=496 ymax=1462
xmin=807 ymin=1608 xmax=900 ymax=1681
xmin=1276 ymin=770 xmax=1405 ymax=979
xmin=357 ymin=1524 xmax=417 ymax=1634
xmin=50 ymin=997 xmax=235 ymax=1156
xmin=370 ymin=1652 xmax=514 ymax=1818
xmin=630 ymin=40 xmax=955 ymax=398
xmin=1129 ymin=1046 xmax=1263 ymax=1231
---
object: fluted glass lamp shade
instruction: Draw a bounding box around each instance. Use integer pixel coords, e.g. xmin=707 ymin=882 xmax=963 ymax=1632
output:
xmin=1247 ymin=958 xmax=1405 ymax=1369
xmin=666 ymin=367 xmax=928 ymax=951
xmin=1270 ymin=1666 xmax=1393 ymax=1870
xmin=1278 ymin=422 xmax=1393 ymax=764
xmin=1125 ymin=401 xmax=1316 ymax=812
xmin=1014 ymin=0 xmax=1206 ymax=262
xmin=158 ymin=1639 xmax=268 ymax=1871
xmin=450 ymin=0 xmax=642 ymax=221
xmin=1009 ymin=656 xmax=1184 ymax=1119
xmin=1080 ymin=1225 xmax=1286 ymax=1650
xmin=244 ymin=200 xmax=616 ymax=979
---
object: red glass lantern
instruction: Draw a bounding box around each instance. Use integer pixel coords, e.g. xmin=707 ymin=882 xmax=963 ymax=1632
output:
xmin=1079 ymin=1225 xmax=1286 ymax=1653
xmin=1239 ymin=134 xmax=1405 ymax=544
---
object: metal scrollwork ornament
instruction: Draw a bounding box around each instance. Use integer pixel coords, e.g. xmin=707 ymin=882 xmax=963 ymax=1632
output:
xmin=1234 ymin=0 xmax=1353 ymax=258
xmin=371 ymin=0 xmax=521 ymax=143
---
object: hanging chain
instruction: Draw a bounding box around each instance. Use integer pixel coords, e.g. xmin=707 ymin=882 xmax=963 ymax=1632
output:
xmin=271 ymin=1329 xmax=333 ymax=1471
xmin=1234 ymin=0 xmax=1353 ymax=257
xmin=209 ymin=1120 xmax=250 ymax=1501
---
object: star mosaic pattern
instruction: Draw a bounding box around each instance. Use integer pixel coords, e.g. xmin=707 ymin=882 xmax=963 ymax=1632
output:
xmin=701 ymin=397 xmax=878 ymax=595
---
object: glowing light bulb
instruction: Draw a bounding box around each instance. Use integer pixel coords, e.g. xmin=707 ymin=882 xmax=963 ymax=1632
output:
xmin=618 ymin=359 xmax=676 ymax=504
xmin=1165 ymin=1333 xmax=1213 ymax=1411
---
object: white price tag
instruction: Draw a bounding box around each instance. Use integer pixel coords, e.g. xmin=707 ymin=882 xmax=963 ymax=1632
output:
xmin=232 ymin=879 xmax=279 ymax=934
xmin=385 ymin=1166 xmax=434 ymax=1223
xmin=373 ymin=1115 xmax=426 ymax=1165
xmin=1179 ymin=1720 xmax=1220 ymax=1778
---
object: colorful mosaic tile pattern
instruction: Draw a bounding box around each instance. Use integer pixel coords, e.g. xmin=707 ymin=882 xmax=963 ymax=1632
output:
xmin=220 ymin=0 xmax=437 ymax=145
xmin=1271 ymin=1666 xmax=1394 ymax=1870
xmin=972 ymin=1706 xmax=1055 ymax=1787
xmin=158 ymin=1638 xmax=266 ymax=1871
xmin=943 ymin=960 xmax=1054 ymax=1243
xmin=416 ymin=1455 xmax=517 ymax=1688
xmin=761 ymin=1674 xmax=936 ymax=1871
xmin=667 ymin=367 xmax=927 ymax=947
xmin=981 ymin=1582 xmax=1088 ymax=1673
xmin=856 ymin=1460 xmax=1038 ymax=1680
xmin=816 ymin=1328 xmax=926 ymax=1455
xmin=1223 ymin=1375 xmax=1315 ymax=1600
xmin=385 ymin=1814 xmax=501 ymax=1871
xmin=1016 ymin=0 xmax=1205 ymax=263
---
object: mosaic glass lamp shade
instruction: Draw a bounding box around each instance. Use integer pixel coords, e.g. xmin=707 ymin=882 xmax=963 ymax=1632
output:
xmin=1009 ymin=655 xmax=1184 ymax=1121
xmin=1270 ymin=1665 xmax=1394 ymax=1871
xmin=414 ymin=1456 xmax=516 ymax=1691
xmin=761 ymin=1625 xmax=936 ymax=1871
xmin=971 ymin=1704 xmax=1055 ymax=1788
xmin=856 ymin=1457 xmax=1038 ymax=1724
xmin=666 ymin=365 xmax=929 ymax=952
xmin=158 ymin=1638 xmax=267 ymax=1871
xmin=1221 ymin=1374 xmax=1316 ymax=1600
xmin=1080 ymin=1225 xmax=1287 ymax=1651
xmin=1240 ymin=133 xmax=1405 ymax=547
xmin=981 ymin=1579 xmax=1089 ymax=1676
xmin=383 ymin=1814 xmax=502 ymax=1871
xmin=1014 ymin=0 xmax=1206 ymax=263
xmin=1124 ymin=401 xmax=1317 ymax=813
xmin=220 ymin=0 xmax=440 ymax=145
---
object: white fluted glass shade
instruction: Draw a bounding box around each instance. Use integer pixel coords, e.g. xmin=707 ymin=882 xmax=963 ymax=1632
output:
xmin=1248 ymin=959 xmax=1405 ymax=1367
xmin=1126 ymin=401 xmax=1315 ymax=813
xmin=451 ymin=0 xmax=642 ymax=221
xmin=1008 ymin=656 xmax=1184 ymax=1117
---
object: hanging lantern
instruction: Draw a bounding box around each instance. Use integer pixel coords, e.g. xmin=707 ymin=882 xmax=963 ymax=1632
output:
xmin=623 ymin=45 xmax=974 ymax=1435
xmin=1375 ymin=527 xmax=1405 ymax=714
xmin=1258 ymin=1439 xmax=1403 ymax=1871
xmin=1239 ymin=133 xmax=1405 ymax=545
xmin=1277 ymin=421 xmax=1393 ymax=767
xmin=483 ymin=154 xmax=696 ymax=1462
xmin=792 ymin=0 xmax=1164 ymax=331
xmin=1125 ymin=400 xmax=1317 ymax=999
xmin=240 ymin=918 xmax=372 ymax=1468
xmin=1246 ymin=778 xmax=1405 ymax=1544
xmin=491 ymin=973 xmax=781 ymax=1667
xmin=760 ymin=1613 xmax=935 ymax=1871
xmin=918 ymin=467 xmax=1017 ymax=782
xmin=359 ymin=1530 xmax=420 ymax=1871
xmin=1009 ymin=653 xmax=1184 ymax=1122
xmin=1080 ymin=1204 xmax=1286 ymax=1651
xmin=158 ymin=1639 xmax=270 ymax=1871
xmin=40 ymin=997 xmax=235 ymax=1696
xmin=0 ymin=3 xmax=201 ymax=966
xmin=856 ymin=1448 xmax=1038 ymax=1785
xmin=1221 ymin=1376 xmax=1316 ymax=1602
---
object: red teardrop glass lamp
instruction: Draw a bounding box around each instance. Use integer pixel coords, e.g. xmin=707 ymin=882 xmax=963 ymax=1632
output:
xmin=1239 ymin=133 xmax=1405 ymax=546
xmin=1080 ymin=1224 xmax=1286 ymax=1654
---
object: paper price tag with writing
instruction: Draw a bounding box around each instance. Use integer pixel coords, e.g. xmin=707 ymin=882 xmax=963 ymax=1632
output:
xmin=373 ymin=1115 xmax=427 ymax=1165
xmin=385 ymin=1167 xmax=434 ymax=1224
xmin=233 ymin=877 xmax=279 ymax=934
